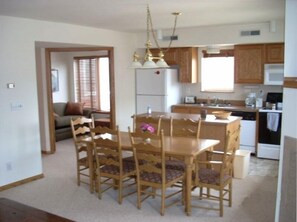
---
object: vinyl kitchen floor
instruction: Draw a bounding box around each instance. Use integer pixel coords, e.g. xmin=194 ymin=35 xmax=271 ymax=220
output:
xmin=249 ymin=155 xmax=279 ymax=177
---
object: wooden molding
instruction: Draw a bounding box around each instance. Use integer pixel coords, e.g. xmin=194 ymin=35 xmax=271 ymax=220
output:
xmin=0 ymin=174 xmax=44 ymax=192
xmin=283 ymin=77 xmax=297 ymax=89
xmin=42 ymin=150 xmax=53 ymax=154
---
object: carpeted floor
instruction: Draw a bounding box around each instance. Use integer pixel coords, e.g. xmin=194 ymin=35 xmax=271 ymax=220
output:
xmin=0 ymin=139 xmax=279 ymax=222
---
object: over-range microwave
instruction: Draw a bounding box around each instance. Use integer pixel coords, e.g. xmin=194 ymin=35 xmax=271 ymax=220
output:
xmin=264 ymin=64 xmax=284 ymax=85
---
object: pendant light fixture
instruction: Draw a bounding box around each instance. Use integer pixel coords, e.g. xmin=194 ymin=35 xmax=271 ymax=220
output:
xmin=130 ymin=5 xmax=181 ymax=69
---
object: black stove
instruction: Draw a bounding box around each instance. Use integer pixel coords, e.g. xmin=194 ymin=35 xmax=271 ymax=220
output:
xmin=266 ymin=92 xmax=283 ymax=104
xmin=259 ymin=92 xmax=283 ymax=112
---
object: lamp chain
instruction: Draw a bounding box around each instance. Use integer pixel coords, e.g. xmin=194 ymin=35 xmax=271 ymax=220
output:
xmin=147 ymin=5 xmax=179 ymax=55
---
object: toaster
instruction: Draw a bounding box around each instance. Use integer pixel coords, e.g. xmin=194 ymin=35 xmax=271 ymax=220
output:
xmin=184 ymin=96 xmax=196 ymax=104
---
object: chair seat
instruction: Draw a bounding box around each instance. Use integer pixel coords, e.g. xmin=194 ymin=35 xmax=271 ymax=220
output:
xmin=165 ymin=159 xmax=186 ymax=171
xmin=123 ymin=156 xmax=146 ymax=165
xmin=198 ymin=168 xmax=231 ymax=185
xmin=101 ymin=162 xmax=135 ymax=175
xmin=140 ymin=169 xmax=184 ymax=184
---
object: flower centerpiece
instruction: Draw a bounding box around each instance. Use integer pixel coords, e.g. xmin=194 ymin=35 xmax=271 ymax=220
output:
xmin=140 ymin=123 xmax=155 ymax=133
xmin=140 ymin=123 xmax=155 ymax=143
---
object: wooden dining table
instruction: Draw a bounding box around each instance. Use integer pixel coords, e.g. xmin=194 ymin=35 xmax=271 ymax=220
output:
xmin=85 ymin=131 xmax=220 ymax=216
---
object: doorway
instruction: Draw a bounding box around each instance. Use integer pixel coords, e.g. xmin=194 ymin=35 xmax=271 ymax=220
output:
xmin=45 ymin=47 xmax=115 ymax=153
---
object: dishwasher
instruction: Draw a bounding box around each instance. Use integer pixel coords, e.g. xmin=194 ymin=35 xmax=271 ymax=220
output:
xmin=230 ymin=111 xmax=257 ymax=154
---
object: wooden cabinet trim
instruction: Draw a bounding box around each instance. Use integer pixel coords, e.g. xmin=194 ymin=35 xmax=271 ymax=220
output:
xmin=283 ymin=77 xmax=297 ymax=88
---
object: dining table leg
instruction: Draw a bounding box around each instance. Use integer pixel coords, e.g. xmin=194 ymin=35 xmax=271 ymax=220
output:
xmin=184 ymin=156 xmax=194 ymax=216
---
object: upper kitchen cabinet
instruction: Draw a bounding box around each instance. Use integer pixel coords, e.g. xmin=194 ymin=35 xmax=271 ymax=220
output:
xmin=153 ymin=48 xmax=179 ymax=65
xmin=265 ymin=43 xmax=284 ymax=63
xmin=178 ymin=47 xmax=198 ymax=83
xmin=150 ymin=47 xmax=198 ymax=83
xmin=234 ymin=44 xmax=265 ymax=84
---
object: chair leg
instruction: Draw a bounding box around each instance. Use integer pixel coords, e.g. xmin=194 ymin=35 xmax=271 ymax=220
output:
xmin=161 ymin=188 xmax=165 ymax=216
xmin=97 ymin=178 xmax=102 ymax=199
xmin=229 ymin=182 xmax=232 ymax=207
xmin=118 ymin=179 xmax=123 ymax=204
xmin=77 ymin=167 xmax=80 ymax=186
xmin=137 ymin=183 xmax=141 ymax=209
xmin=199 ymin=187 xmax=203 ymax=199
xmin=219 ymin=189 xmax=223 ymax=217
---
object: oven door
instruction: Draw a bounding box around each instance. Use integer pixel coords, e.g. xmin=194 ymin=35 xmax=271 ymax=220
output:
xmin=258 ymin=112 xmax=282 ymax=145
xmin=258 ymin=111 xmax=282 ymax=159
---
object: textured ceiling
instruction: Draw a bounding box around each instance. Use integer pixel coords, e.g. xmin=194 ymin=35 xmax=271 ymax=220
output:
xmin=0 ymin=0 xmax=285 ymax=32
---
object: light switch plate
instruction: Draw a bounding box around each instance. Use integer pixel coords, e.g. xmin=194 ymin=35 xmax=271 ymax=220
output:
xmin=7 ymin=83 xmax=15 ymax=89
xmin=11 ymin=103 xmax=23 ymax=111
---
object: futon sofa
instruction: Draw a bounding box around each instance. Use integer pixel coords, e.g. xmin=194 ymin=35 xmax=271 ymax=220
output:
xmin=53 ymin=102 xmax=93 ymax=141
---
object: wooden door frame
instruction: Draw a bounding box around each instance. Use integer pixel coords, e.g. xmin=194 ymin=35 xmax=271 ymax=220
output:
xmin=45 ymin=47 xmax=116 ymax=153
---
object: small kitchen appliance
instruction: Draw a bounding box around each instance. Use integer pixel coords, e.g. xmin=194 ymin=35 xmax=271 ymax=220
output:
xmin=245 ymin=93 xmax=256 ymax=107
xmin=184 ymin=96 xmax=196 ymax=104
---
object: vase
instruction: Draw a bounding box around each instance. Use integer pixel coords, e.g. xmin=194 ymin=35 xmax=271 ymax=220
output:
xmin=144 ymin=138 xmax=151 ymax=143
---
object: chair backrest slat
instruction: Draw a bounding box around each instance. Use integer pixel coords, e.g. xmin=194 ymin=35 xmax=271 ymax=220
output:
xmin=129 ymin=128 xmax=165 ymax=183
xmin=91 ymin=126 xmax=122 ymax=169
xmin=170 ymin=117 xmax=201 ymax=138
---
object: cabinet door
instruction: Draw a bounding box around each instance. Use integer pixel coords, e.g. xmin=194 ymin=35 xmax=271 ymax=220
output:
xmin=265 ymin=43 xmax=284 ymax=63
xmin=162 ymin=48 xmax=179 ymax=65
xmin=171 ymin=106 xmax=190 ymax=113
xmin=178 ymin=47 xmax=198 ymax=83
xmin=235 ymin=44 xmax=265 ymax=84
xmin=149 ymin=48 xmax=178 ymax=65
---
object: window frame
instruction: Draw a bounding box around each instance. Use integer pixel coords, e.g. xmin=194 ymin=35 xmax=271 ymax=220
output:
xmin=74 ymin=56 xmax=109 ymax=111
xmin=201 ymin=49 xmax=235 ymax=93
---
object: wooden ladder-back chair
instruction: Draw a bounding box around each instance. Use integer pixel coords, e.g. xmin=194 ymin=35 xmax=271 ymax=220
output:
xmin=128 ymin=128 xmax=185 ymax=216
xmin=191 ymin=125 xmax=241 ymax=217
xmin=166 ymin=117 xmax=202 ymax=172
xmin=91 ymin=126 xmax=136 ymax=204
xmin=71 ymin=116 xmax=95 ymax=192
xmin=170 ymin=117 xmax=201 ymax=138
xmin=132 ymin=115 xmax=162 ymax=135
xmin=124 ymin=115 xmax=163 ymax=163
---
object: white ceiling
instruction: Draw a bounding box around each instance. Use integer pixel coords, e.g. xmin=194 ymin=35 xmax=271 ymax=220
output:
xmin=0 ymin=0 xmax=285 ymax=33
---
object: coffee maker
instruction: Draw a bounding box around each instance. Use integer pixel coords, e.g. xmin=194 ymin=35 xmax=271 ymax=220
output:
xmin=245 ymin=93 xmax=256 ymax=107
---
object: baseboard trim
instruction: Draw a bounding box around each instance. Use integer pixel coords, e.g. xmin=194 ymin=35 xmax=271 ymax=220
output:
xmin=0 ymin=174 xmax=44 ymax=192
xmin=42 ymin=150 xmax=53 ymax=154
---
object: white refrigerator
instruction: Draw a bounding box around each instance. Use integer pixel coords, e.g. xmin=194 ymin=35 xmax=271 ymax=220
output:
xmin=136 ymin=68 xmax=181 ymax=114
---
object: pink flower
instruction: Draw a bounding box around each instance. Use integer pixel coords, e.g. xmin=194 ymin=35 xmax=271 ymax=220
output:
xmin=140 ymin=123 xmax=155 ymax=133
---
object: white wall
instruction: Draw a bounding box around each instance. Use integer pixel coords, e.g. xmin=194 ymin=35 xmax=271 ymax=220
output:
xmin=275 ymin=0 xmax=297 ymax=221
xmin=0 ymin=14 xmax=286 ymax=188
xmin=0 ymin=15 xmax=136 ymax=187
xmin=51 ymin=50 xmax=109 ymax=103
xmin=136 ymin=21 xmax=285 ymax=102
xmin=51 ymin=52 xmax=70 ymax=102
xmin=136 ymin=20 xmax=284 ymax=48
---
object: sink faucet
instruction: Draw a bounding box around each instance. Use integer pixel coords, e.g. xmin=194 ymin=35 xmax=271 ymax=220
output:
xmin=213 ymin=96 xmax=219 ymax=105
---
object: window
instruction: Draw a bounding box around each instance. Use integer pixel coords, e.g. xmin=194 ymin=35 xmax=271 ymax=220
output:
xmin=201 ymin=49 xmax=234 ymax=92
xmin=74 ymin=56 xmax=110 ymax=111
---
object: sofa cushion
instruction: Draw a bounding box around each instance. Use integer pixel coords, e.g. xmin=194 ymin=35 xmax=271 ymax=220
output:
xmin=55 ymin=115 xmax=82 ymax=128
xmin=53 ymin=102 xmax=67 ymax=117
xmin=65 ymin=102 xmax=84 ymax=115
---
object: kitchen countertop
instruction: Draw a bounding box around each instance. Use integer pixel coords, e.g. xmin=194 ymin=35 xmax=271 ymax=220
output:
xmin=174 ymin=103 xmax=260 ymax=112
xmin=136 ymin=112 xmax=242 ymax=124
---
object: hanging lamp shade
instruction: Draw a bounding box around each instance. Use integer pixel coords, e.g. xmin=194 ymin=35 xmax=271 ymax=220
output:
xmin=129 ymin=5 xmax=181 ymax=69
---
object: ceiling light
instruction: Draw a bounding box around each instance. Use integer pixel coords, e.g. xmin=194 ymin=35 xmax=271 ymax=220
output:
xmin=130 ymin=5 xmax=181 ymax=69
